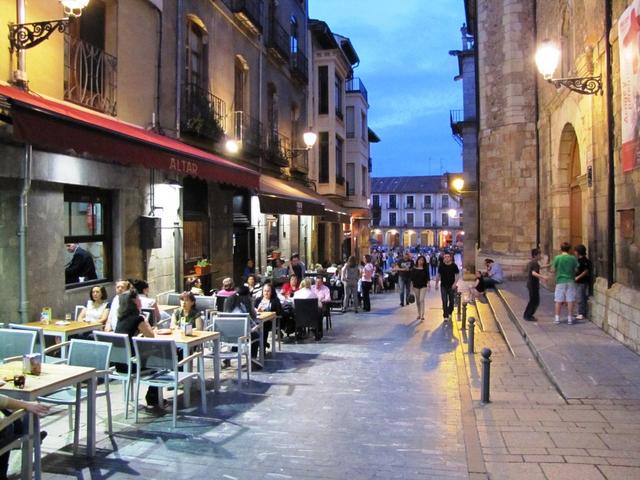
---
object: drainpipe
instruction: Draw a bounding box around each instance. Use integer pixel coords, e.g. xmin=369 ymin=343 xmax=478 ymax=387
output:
xmin=14 ymin=0 xmax=27 ymax=88
xmin=175 ymin=0 xmax=183 ymax=136
xmin=258 ymin=32 xmax=263 ymax=171
xmin=18 ymin=144 xmax=32 ymax=323
xmin=605 ymin=0 xmax=615 ymax=287
xmin=533 ymin=0 xmax=541 ymax=248
xmin=152 ymin=3 xmax=163 ymax=128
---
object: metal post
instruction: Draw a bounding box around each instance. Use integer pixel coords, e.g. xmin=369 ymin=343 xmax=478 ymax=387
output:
xmin=462 ymin=301 xmax=467 ymax=329
xmin=481 ymin=347 xmax=492 ymax=403
xmin=456 ymin=291 xmax=462 ymax=317
xmin=257 ymin=231 xmax=262 ymax=274
xmin=468 ymin=317 xmax=476 ymax=354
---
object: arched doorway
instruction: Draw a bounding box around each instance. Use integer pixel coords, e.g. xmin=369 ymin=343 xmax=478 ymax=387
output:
xmin=386 ymin=230 xmax=400 ymax=248
xmin=569 ymin=141 xmax=583 ymax=247
xmin=403 ymin=230 xmax=416 ymax=247
xmin=420 ymin=230 xmax=434 ymax=246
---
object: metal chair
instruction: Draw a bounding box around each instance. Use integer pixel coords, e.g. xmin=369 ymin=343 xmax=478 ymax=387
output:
xmin=132 ymin=337 xmax=206 ymax=428
xmin=293 ymin=298 xmax=323 ymax=341
xmin=207 ymin=315 xmax=252 ymax=386
xmin=0 ymin=328 xmax=37 ymax=363
xmin=93 ymin=331 xmax=136 ymax=419
xmin=8 ymin=324 xmax=67 ymax=364
xmin=166 ymin=292 xmax=181 ymax=306
xmin=38 ymin=339 xmax=113 ymax=453
xmin=74 ymin=305 xmax=85 ymax=320
xmin=0 ymin=409 xmax=41 ymax=478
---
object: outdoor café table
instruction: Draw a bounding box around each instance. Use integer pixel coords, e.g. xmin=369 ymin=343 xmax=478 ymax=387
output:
xmin=0 ymin=361 xmax=97 ymax=480
xmin=255 ymin=311 xmax=279 ymax=367
xmin=24 ymin=320 xmax=104 ymax=358
xmin=153 ymin=329 xmax=220 ymax=407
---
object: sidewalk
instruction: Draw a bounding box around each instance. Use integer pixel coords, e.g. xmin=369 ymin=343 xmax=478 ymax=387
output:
xmin=494 ymin=281 xmax=640 ymax=401
xmin=452 ymin=289 xmax=640 ymax=480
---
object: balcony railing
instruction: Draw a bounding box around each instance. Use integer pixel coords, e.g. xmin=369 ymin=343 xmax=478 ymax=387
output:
xmin=231 ymin=111 xmax=263 ymax=158
xmin=290 ymin=50 xmax=308 ymax=84
xmin=181 ymin=83 xmax=226 ymax=142
xmin=64 ymin=35 xmax=117 ymax=115
xmin=346 ymin=77 xmax=368 ymax=102
xmin=267 ymin=18 xmax=290 ymax=63
xmin=264 ymin=130 xmax=290 ymax=166
xmin=386 ymin=203 xmax=397 ymax=209
xmin=405 ymin=203 xmax=415 ymax=209
xmin=225 ymin=0 xmax=263 ymax=34
xmin=422 ymin=203 xmax=433 ymax=209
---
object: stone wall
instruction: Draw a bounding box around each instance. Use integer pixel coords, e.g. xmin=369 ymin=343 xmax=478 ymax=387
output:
xmin=592 ymin=278 xmax=640 ymax=354
xmin=476 ymin=0 xmax=538 ymax=271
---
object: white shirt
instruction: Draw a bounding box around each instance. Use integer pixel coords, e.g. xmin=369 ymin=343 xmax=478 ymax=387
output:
xmin=107 ymin=294 xmax=120 ymax=331
xmin=293 ymin=288 xmax=318 ymax=301
xmin=84 ymin=300 xmax=108 ymax=322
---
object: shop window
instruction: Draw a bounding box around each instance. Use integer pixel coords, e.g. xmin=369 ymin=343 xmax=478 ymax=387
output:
xmin=64 ymin=187 xmax=111 ymax=287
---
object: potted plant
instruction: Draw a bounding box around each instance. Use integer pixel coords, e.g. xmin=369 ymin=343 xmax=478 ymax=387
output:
xmin=194 ymin=259 xmax=211 ymax=276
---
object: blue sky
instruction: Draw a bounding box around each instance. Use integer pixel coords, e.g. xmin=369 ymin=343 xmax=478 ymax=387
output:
xmin=309 ymin=0 xmax=465 ymax=177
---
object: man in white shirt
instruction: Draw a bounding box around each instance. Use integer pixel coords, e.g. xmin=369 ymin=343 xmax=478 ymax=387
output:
xmin=105 ymin=279 xmax=130 ymax=331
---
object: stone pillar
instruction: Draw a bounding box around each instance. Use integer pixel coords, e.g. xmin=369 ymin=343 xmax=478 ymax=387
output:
xmin=476 ymin=0 xmax=538 ymax=277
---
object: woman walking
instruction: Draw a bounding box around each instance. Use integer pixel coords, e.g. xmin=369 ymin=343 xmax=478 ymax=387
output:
xmin=410 ymin=255 xmax=431 ymax=321
xmin=341 ymin=255 xmax=361 ymax=313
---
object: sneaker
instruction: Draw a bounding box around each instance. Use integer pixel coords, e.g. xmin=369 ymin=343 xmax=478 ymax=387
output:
xmin=576 ymin=314 xmax=584 ymax=320
xmin=567 ymin=318 xmax=574 ymax=325
xmin=554 ymin=316 xmax=561 ymax=324
xmin=443 ymin=316 xmax=449 ymax=322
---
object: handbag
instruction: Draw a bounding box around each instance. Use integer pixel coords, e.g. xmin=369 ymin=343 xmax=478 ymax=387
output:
xmin=407 ymin=293 xmax=416 ymax=304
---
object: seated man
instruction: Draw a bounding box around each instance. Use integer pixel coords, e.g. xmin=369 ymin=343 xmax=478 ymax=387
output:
xmin=105 ymin=279 xmax=131 ymax=332
xmin=311 ymin=276 xmax=331 ymax=308
xmin=482 ymin=258 xmax=504 ymax=289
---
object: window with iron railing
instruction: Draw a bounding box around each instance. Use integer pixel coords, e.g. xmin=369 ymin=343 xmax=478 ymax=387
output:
xmin=335 ymin=74 xmax=343 ymax=119
xmin=336 ymin=135 xmax=344 ymax=182
xmin=406 ymin=213 xmax=414 ymax=227
xmin=372 ymin=194 xmax=380 ymax=207
xmin=424 ymin=213 xmax=432 ymax=226
xmin=389 ymin=212 xmax=396 ymax=227
xmin=442 ymin=194 xmax=449 ymax=208
xmin=389 ymin=194 xmax=397 ymax=209
xmin=346 ymin=106 xmax=355 ymax=138
xmin=441 ymin=213 xmax=449 ymax=227
xmin=423 ymin=194 xmax=432 ymax=209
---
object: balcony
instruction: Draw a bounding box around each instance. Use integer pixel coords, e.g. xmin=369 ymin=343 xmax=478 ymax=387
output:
xmin=225 ymin=0 xmax=263 ymax=35
xmin=422 ymin=203 xmax=433 ymax=209
xmin=264 ymin=130 xmax=290 ymax=167
xmin=346 ymin=77 xmax=368 ymax=102
xmin=267 ymin=18 xmax=290 ymax=63
xmin=290 ymin=50 xmax=308 ymax=84
xmin=64 ymin=35 xmax=117 ymax=116
xmin=180 ymin=83 xmax=225 ymax=142
xmin=386 ymin=203 xmax=397 ymax=209
xmin=449 ymin=109 xmax=476 ymax=145
xmin=231 ymin=111 xmax=264 ymax=159
xmin=405 ymin=203 xmax=415 ymax=209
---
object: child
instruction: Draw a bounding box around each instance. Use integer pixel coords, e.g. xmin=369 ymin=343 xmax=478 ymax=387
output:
xmin=574 ymin=244 xmax=592 ymax=320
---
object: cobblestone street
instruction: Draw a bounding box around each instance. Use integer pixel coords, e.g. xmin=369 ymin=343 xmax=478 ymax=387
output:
xmin=13 ymin=285 xmax=640 ymax=479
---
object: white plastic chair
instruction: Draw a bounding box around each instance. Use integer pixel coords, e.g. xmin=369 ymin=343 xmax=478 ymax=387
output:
xmin=132 ymin=337 xmax=206 ymax=428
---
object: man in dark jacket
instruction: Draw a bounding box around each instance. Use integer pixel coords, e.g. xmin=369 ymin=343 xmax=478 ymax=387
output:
xmin=65 ymin=243 xmax=97 ymax=283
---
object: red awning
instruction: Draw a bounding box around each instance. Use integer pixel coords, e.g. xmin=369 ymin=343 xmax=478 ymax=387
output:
xmin=0 ymin=84 xmax=259 ymax=189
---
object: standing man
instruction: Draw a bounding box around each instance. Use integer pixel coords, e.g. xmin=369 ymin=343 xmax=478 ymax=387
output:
xmin=395 ymin=251 xmax=414 ymax=307
xmin=552 ymin=242 xmax=579 ymax=325
xmin=436 ymin=252 xmax=460 ymax=321
xmin=574 ymin=244 xmax=592 ymax=320
xmin=523 ymin=248 xmax=548 ymax=321
xmin=65 ymin=243 xmax=97 ymax=283
xmin=288 ymin=253 xmax=306 ymax=281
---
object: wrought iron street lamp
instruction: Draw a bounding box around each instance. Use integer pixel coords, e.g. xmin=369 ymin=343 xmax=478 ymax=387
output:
xmin=535 ymin=40 xmax=602 ymax=95
xmin=9 ymin=1 xmax=90 ymax=52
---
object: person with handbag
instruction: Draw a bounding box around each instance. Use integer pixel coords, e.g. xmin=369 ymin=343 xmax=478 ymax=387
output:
xmin=410 ymin=255 xmax=431 ymax=321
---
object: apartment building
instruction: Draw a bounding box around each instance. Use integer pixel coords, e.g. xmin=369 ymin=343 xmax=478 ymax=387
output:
xmin=371 ymin=175 xmax=463 ymax=249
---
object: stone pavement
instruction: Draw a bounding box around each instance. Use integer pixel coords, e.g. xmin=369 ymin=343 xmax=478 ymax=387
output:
xmin=13 ymin=290 xmax=469 ymax=480
xmin=453 ymin=281 xmax=640 ymax=479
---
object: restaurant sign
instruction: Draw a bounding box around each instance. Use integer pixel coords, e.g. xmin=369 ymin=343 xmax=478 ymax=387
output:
xmin=619 ymin=0 xmax=640 ymax=172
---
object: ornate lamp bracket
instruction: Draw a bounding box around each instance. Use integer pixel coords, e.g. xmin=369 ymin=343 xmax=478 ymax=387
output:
xmin=8 ymin=19 xmax=69 ymax=52
xmin=548 ymin=75 xmax=602 ymax=95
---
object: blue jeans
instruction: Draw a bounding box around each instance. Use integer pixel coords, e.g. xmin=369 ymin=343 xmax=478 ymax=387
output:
xmin=398 ymin=276 xmax=411 ymax=305
xmin=440 ymin=286 xmax=456 ymax=318
xmin=576 ymin=283 xmax=589 ymax=316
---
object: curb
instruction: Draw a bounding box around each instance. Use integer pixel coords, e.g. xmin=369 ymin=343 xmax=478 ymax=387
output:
xmin=493 ymin=287 xmax=568 ymax=402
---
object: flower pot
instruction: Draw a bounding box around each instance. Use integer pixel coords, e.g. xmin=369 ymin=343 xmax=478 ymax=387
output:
xmin=194 ymin=265 xmax=210 ymax=276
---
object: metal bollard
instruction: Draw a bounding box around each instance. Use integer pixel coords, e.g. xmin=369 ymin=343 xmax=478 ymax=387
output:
xmin=481 ymin=347 xmax=492 ymax=403
xmin=456 ymin=292 xmax=462 ymax=316
xmin=468 ymin=317 xmax=476 ymax=353
xmin=462 ymin=302 xmax=467 ymax=329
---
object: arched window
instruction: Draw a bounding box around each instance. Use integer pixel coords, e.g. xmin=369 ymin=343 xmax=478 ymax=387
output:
xmin=186 ymin=16 xmax=208 ymax=88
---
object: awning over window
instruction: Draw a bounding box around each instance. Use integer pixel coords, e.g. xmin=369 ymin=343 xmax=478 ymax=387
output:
xmin=0 ymin=84 xmax=259 ymax=190
xmin=258 ymin=175 xmax=326 ymax=216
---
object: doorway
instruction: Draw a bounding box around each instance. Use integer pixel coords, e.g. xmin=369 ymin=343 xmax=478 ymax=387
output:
xmin=569 ymin=141 xmax=583 ymax=247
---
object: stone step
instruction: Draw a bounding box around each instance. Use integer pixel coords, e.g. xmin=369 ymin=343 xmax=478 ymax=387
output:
xmin=485 ymin=291 xmax=534 ymax=360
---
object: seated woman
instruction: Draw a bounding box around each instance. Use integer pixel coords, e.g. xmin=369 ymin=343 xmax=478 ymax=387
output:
xmin=293 ymin=278 xmax=318 ymax=301
xmin=255 ymin=283 xmax=283 ymax=346
xmin=246 ymin=274 xmax=263 ymax=299
xmin=187 ymin=276 xmax=204 ymax=296
xmin=216 ymin=277 xmax=236 ymax=298
xmin=132 ymin=279 xmax=161 ymax=325
xmin=171 ymin=291 xmax=203 ymax=330
xmin=280 ymin=275 xmax=299 ymax=300
xmin=114 ymin=289 xmax=158 ymax=406
xmin=77 ymin=286 xmax=110 ymax=326
xmin=468 ymin=271 xmax=487 ymax=304
xmin=223 ymin=286 xmax=259 ymax=357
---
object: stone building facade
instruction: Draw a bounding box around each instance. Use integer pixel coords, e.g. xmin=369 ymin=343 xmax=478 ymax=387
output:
xmin=467 ymin=0 xmax=640 ymax=353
